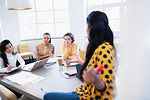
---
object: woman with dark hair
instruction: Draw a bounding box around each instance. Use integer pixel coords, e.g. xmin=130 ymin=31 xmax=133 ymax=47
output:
xmin=43 ymin=11 xmax=116 ymax=100
xmin=62 ymin=32 xmax=77 ymax=60
xmin=0 ymin=39 xmax=25 ymax=73
xmin=35 ymin=33 xmax=55 ymax=60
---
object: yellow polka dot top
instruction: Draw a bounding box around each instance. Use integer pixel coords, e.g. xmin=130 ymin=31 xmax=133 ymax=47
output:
xmin=75 ymin=42 xmax=116 ymax=100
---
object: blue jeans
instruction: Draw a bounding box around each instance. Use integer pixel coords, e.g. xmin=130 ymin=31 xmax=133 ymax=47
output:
xmin=43 ymin=92 xmax=80 ymax=100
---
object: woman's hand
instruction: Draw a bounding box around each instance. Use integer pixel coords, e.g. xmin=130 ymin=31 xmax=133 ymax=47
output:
xmin=83 ymin=67 xmax=98 ymax=83
xmin=83 ymin=67 xmax=106 ymax=91
xmin=66 ymin=53 xmax=84 ymax=65
xmin=7 ymin=65 xmax=12 ymax=71
xmin=66 ymin=44 xmax=71 ymax=49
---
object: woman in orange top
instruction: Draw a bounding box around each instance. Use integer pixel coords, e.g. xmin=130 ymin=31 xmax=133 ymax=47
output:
xmin=44 ymin=11 xmax=116 ymax=100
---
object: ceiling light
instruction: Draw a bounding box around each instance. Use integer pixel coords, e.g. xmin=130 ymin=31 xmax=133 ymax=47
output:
xmin=6 ymin=0 xmax=33 ymax=10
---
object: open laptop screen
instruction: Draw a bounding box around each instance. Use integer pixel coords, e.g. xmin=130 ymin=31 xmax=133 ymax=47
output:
xmin=76 ymin=64 xmax=84 ymax=82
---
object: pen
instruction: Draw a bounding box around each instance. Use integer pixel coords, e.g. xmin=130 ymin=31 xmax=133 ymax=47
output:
xmin=41 ymin=88 xmax=47 ymax=93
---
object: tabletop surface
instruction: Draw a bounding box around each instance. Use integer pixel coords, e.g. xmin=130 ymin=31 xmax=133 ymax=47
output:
xmin=0 ymin=63 xmax=83 ymax=100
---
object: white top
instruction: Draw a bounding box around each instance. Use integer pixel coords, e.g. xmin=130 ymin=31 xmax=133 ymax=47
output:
xmin=0 ymin=52 xmax=25 ymax=72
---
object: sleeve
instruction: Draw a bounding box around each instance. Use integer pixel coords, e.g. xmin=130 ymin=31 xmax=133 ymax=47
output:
xmin=51 ymin=45 xmax=55 ymax=54
xmin=62 ymin=44 xmax=69 ymax=60
xmin=16 ymin=53 xmax=25 ymax=67
xmin=0 ymin=58 xmax=7 ymax=72
xmin=35 ymin=45 xmax=40 ymax=60
xmin=96 ymin=45 xmax=115 ymax=94
xmin=68 ymin=43 xmax=77 ymax=60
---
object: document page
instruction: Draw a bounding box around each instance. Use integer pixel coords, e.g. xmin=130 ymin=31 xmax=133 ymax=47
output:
xmin=5 ymin=71 xmax=44 ymax=86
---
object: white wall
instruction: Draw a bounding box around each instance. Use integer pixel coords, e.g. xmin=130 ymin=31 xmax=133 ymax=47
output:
xmin=0 ymin=0 xmax=21 ymax=45
xmin=0 ymin=18 xmax=2 ymax=41
xmin=119 ymin=0 xmax=150 ymax=100
xmin=69 ymin=0 xmax=88 ymax=51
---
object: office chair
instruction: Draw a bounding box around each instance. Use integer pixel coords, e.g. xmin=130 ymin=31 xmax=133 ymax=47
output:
xmin=0 ymin=84 xmax=18 ymax=100
xmin=18 ymin=44 xmax=33 ymax=63
xmin=0 ymin=85 xmax=31 ymax=100
xmin=79 ymin=49 xmax=86 ymax=61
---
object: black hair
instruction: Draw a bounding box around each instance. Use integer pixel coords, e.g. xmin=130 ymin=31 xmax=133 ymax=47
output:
xmin=0 ymin=39 xmax=16 ymax=67
xmin=63 ymin=32 xmax=75 ymax=43
xmin=43 ymin=33 xmax=51 ymax=43
xmin=80 ymin=11 xmax=114 ymax=76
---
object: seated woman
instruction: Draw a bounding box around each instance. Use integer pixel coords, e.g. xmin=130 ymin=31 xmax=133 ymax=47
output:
xmin=0 ymin=39 xmax=25 ymax=72
xmin=62 ymin=33 xmax=77 ymax=60
xmin=44 ymin=11 xmax=116 ymax=100
xmin=35 ymin=33 xmax=55 ymax=60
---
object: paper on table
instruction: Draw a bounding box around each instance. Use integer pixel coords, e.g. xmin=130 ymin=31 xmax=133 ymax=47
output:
xmin=45 ymin=57 xmax=58 ymax=66
xmin=46 ymin=57 xmax=58 ymax=64
xmin=5 ymin=71 xmax=44 ymax=86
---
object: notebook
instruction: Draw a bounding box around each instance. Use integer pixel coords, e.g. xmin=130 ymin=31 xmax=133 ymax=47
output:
xmin=0 ymin=66 xmax=21 ymax=74
xmin=45 ymin=57 xmax=57 ymax=66
xmin=22 ymin=58 xmax=48 ymax=71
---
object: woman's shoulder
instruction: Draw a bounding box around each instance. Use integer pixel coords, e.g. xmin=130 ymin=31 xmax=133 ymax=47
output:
xmin=96 ymin=42 xmax=113 ymax=52
xmin=72 ymin=42 xmax=77 ymax=46
xmin=36 ymin=43 xmax=43 ymax=48
xmin=48 ymin=43 xmax=54 ymax=48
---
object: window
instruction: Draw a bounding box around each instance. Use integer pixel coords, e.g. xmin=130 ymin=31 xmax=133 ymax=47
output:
xmin=0 ymin=18 xmax=3 ymax=40
xmin=18 ymin=0 xmax=70 ymax=40
xmin=86 ymin=0 xmax=127 ymax=38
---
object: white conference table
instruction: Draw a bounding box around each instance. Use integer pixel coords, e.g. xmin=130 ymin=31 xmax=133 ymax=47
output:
xmin=0 ymin=63 xmax=83 ymax=100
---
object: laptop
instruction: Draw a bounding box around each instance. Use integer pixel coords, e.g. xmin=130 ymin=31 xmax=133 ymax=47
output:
xmin=75 ymin=64 xmax=84 ymax=82
xmin=0 ymin=66 xmax=21 ymax=74
xmin=22 ymin=58 xmax=48 ymax=71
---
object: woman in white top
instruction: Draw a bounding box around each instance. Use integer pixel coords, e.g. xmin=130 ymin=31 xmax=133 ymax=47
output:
xmin=0 ymin=39 xmax=25 ymax=72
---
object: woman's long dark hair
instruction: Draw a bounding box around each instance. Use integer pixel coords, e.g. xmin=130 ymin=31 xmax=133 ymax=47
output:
xmin=0 ymin=39 xmax=16 ymax=67
xmin=80 ymin=11 xmax=114 ymax=76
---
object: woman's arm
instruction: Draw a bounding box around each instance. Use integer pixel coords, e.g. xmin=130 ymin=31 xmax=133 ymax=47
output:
xmin=83 ymin=67 xmax=106 ymax=91
xmin=67 ymin=43 xmax=77 ymax=60
xmin=35 ymin=45 xmax=40 ymax=60
xmin=0 ymin=58 xmax=7 ymax=72
xmin=39 ymin=54 xmax=52 ymax=60
xmin=62 ymin=44 xmax=69 ymax=60
xmin=67 ymin=53 xmax=84 ymax=65
xmin=17 ymin=53 xmax=25 ymax=67
xmin=51 ymin=45 xmax=55 ymax=54
xmin=0 ymin=58 xmax=12 ymax=72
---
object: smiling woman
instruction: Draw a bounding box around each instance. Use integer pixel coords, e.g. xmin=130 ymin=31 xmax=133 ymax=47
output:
xmin=35 ymin=33 xmax=55 ymax=60
xmin=0 ymin=39 xmax=25 ymax=72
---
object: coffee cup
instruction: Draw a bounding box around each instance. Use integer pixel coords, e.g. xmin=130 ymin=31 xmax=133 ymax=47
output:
xmin=66 ymin=61 xmax=70 ymax=67
xmin=58 ymin=59 xmax=62 ymax=66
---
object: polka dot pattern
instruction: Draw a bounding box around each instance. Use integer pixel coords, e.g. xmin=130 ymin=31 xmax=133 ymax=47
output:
xmin=75 ymin=42 xmax=116 ymax=100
